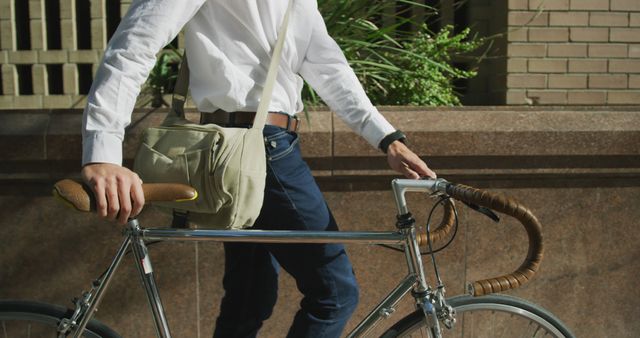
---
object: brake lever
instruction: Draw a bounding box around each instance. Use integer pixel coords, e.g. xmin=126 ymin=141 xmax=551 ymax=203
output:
xmin=462 ymin=201 xmax=500 ymax=223
xmin=428 ymin=191 xmax=499 ymax=222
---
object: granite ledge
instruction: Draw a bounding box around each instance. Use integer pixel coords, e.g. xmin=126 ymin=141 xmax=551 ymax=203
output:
xmin=0 ymin=106 xmax=638 ymax=174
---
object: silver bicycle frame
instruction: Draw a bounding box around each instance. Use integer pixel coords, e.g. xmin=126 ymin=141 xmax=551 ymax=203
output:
xmin=69 ymin=178 xmax=450 ymax=338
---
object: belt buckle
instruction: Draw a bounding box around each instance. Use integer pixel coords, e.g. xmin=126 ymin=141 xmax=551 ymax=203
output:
xmin=285 ymin=113 xmax=292 ymax=131
xmin=285 ymin=112 xmax=299 ymax=132
xmin=274 ymin=111 xmax=297 ymax=132
xmin=291 ymin=114 xmax=299 ymax=132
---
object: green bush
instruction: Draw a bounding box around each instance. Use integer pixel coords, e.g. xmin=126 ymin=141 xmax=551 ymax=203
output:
xmin=370 ymin=25 xmax=481 ymax=106
xmin=310 ymin=0 xmax=484 ymax=106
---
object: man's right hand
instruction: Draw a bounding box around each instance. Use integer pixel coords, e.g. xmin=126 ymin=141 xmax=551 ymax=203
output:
xmin=81 ymin=163 xmax=145 ymax=225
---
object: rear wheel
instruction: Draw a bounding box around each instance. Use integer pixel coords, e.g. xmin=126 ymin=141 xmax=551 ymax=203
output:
xmin=381 ymin=294 xmax=575 ymax=338
xmin=0 ymin=300 xmax=120 ymax=338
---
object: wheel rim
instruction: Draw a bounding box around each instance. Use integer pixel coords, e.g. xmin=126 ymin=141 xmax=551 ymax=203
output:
xmin=397 ymin=302 xmax=566 ymax=338
xmin=0 ymin=312 xmax=102 ymax=338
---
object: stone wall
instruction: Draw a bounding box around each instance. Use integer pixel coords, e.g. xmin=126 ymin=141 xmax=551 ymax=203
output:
xmin=507 ymin=0 xmax=640 ymax=104
xmin=1 ymin=107 xmax=639 ymax=337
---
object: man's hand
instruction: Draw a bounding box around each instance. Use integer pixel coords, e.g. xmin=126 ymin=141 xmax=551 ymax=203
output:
xmin=386 ymin=141 xmax=437 ymax=179
xmin=81 ymin=163 xmax=145 ymax=225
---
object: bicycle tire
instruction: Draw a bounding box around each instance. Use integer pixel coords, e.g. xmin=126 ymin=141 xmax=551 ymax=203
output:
xmin=381 ymin=294 xmax=575 ymax=338
xmin=0 ymin=300 xmax=121 ymax=338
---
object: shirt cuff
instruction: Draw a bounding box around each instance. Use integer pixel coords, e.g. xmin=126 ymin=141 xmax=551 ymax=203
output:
xmin=82 ymin=131 xmax=124 ymax=166
xmin=360 ymin=112 xmax=397 ymax=149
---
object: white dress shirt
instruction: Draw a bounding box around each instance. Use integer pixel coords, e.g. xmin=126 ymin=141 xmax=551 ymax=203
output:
xmin=82 ymin=0 xmax=396 ymax=165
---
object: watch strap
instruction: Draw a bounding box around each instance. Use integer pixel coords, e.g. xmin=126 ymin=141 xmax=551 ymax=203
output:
xmin=379 ymin=130 xmax=407 ymax=154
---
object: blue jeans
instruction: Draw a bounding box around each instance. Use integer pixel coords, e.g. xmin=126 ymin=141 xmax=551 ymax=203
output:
xmin=213 ymin=125 xmax=359 ymax=338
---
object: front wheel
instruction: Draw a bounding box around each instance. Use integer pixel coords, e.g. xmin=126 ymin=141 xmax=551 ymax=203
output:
xmin=0 ymin=300 xmax=120 ymax=338
xmin=381 ymin=294 xmax=575 ymax=338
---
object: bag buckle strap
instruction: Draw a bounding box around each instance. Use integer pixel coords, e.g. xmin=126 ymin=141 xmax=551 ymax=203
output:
xmin=172 ymin=209 xmax=189 ymax=228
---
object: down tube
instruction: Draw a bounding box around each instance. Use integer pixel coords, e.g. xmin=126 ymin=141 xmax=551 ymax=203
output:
xmin=346 ymin=274 xmax=418 ymax=337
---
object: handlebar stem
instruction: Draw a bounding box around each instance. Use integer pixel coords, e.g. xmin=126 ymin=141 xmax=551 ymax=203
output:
xmin=391 ymin=178 xmax=450 ymax=215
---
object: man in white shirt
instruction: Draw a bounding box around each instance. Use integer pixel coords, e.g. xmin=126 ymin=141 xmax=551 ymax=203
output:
xmin=81 ymin=0 xmax=436 ymax=336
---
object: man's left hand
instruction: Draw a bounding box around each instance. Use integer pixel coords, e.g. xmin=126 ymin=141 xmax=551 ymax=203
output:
xmin=386 ymin=141 xmax=437 ymax=179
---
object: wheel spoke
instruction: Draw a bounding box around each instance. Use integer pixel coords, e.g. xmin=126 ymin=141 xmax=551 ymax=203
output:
xmin=533 ymin=323 xmax=543 ymax=337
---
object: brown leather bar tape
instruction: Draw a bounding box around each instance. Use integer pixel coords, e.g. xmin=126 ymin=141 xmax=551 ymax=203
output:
xmin=445 ymin=183 xmax=544 ymax=296
xmin=53 ymin=179 xmax=198 ymax=212
xmin=416 ymin=198 xmax=456 ymax=247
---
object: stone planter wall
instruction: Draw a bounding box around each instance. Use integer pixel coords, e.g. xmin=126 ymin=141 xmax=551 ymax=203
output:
xmin=1 ymin=106 xmax=639 ymax=337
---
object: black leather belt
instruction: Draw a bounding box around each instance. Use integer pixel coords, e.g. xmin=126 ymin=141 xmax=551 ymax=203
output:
xmin=200 ymin=109 xmax=299 ymax=132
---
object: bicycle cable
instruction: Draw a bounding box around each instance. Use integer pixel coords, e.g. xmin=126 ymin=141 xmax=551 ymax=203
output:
xmin=378 ymin=195 xmax=459 ymax=256
xmin=425 ymin=196 xmax=455 ymax=286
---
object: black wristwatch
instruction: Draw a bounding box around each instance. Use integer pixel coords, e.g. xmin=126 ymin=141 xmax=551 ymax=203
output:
xmin=379 ymin=130 xmax=407 ymax=154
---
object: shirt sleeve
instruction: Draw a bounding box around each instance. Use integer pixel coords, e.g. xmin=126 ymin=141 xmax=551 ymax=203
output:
xmin=82 ymin=0 xmax=206 ymax=165
xmin=298 ymin=3 xmax=396 ymax=149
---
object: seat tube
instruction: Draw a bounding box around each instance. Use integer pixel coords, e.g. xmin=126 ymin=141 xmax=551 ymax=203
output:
xmin=130 ymin=219 xmax=172 ymax=338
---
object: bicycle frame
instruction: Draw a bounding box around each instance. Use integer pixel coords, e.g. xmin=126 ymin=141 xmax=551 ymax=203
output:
xmin=67 ymin=179 xmax=449 ymax=338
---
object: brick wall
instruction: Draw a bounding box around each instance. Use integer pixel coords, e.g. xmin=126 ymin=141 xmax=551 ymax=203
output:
xmin=506 ymin=0 xmax=640 ymax=104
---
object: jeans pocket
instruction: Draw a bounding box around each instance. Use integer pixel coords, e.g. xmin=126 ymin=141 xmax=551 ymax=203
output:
xmin=265 ymin=130 xmax=299 ymax=162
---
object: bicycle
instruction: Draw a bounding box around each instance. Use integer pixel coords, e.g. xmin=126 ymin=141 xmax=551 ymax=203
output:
xmin=0 ymin=178 xmax=575 ymax=337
